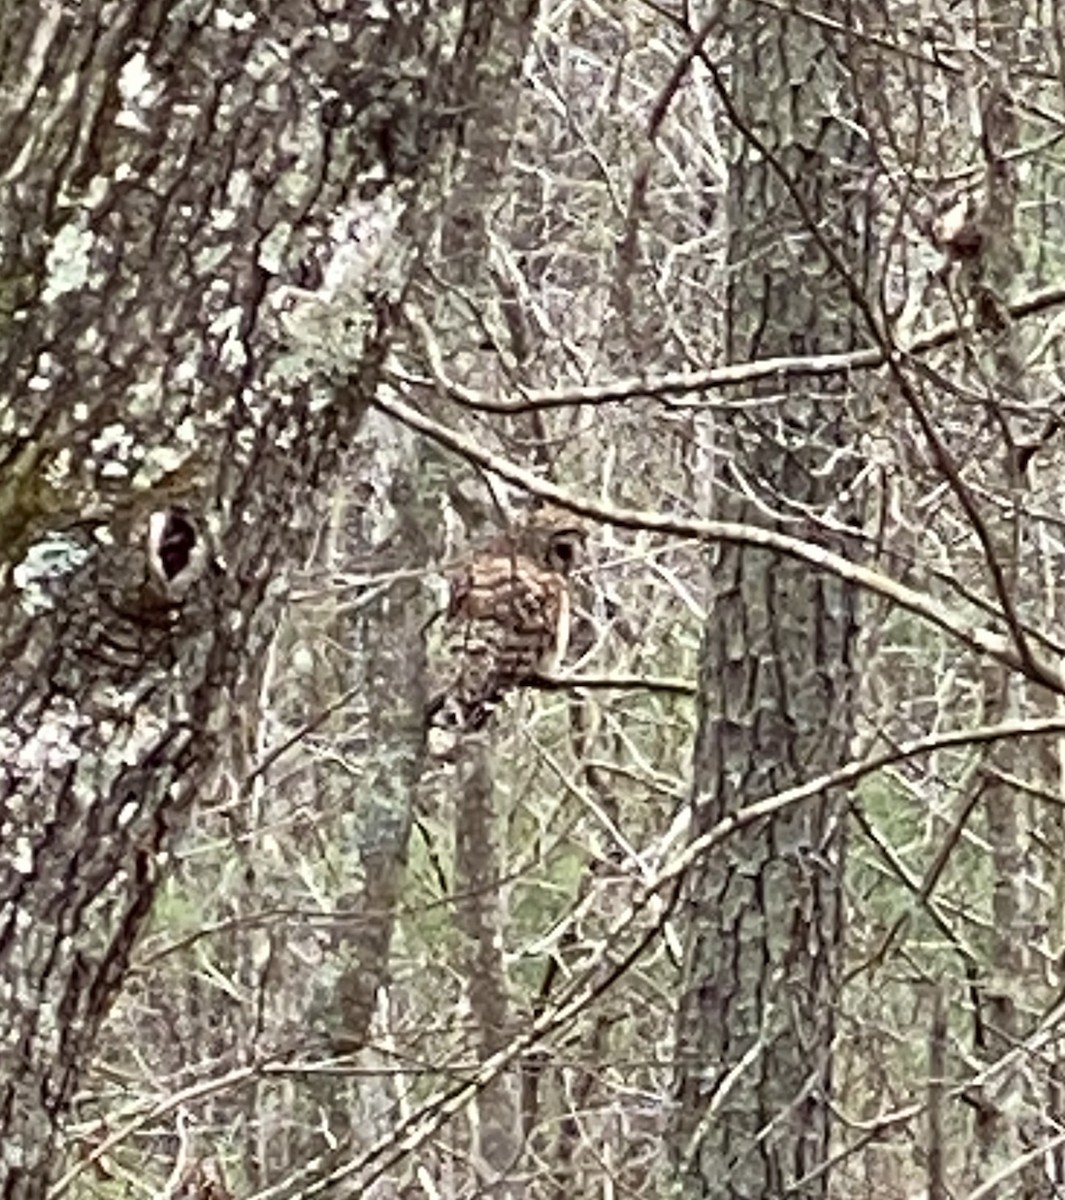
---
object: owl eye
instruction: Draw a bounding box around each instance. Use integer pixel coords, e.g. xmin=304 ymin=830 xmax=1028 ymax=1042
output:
xmin=547 ymin=532 xmax=583 ymax=573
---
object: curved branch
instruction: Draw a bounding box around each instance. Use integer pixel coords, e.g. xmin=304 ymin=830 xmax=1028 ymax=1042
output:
xmin=242 ymin=713 xmax=1065 ymax=1197
xmin=391 ymin=281 xmax=1065 ymax=415
xmin=372 ymin=391 xmax=1065 ymax=697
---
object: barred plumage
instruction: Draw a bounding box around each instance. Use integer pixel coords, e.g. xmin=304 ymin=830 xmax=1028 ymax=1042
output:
xmin=434 ymin=509 xmax=586 ymax=729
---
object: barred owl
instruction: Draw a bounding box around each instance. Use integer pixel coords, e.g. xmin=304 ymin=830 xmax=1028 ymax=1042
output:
xmin=433 ymin=507 xmax=587 ymax=730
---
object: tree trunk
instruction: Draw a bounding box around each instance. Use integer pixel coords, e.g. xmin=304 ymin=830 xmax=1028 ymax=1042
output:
xmin=964 ymin=8 xmax=1051 ymax=1193
xmin=670 ymin=8 xmax=871 ymax=1195
xmin=453 ymin=738 xmax=524 ymax=1193
xmin=0 ymin=4 xmax=536 ymax=1195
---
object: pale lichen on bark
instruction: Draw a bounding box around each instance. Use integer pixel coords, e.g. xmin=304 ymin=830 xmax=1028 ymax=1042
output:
xmin=0 ymin=0 xmax=540 ymax=1192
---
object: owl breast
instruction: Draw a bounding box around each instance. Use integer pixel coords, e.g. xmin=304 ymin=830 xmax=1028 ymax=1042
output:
xmin=440 ymin=553 xmax=571 ymax=728
xmin=431 ymin=508 xmax=586 ymax=732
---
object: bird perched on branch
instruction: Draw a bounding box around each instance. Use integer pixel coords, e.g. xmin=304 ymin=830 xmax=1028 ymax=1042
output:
xmin=430 ymin=505 xmax=587 ymax=731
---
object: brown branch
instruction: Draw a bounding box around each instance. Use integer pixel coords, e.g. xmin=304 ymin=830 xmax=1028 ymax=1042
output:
xmin=371 ymin=390 xmax=1065 ymax=698
xmin=527 ymin=671 xmax=695 ymax=697
xmin=242 ymin=714 xmax=1065 ymax=1199
xmin=614 ymin=3 xmax=726 ymax=324
xmin=394 ymin=282 xmax=1065 ymax=416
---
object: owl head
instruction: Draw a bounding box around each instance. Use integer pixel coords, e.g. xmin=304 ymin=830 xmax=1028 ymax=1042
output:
xmin=517 ymin=505 xmax=587 ymax=576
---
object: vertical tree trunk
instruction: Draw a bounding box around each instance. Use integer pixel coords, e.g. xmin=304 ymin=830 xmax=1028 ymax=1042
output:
xmin=453 ymin=739 xmax=524 ymax=1192
xmin=670 ymin=8 xmax=871 ymax=1195
xmin=0 ymin=5 xmax=537 ymax=1195
xmin=965 ymin=7 xmax=1049 ymax=1193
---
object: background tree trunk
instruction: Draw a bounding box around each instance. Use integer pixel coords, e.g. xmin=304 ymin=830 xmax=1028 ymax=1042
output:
xmin=964 ymin=8 xmax=1052 ymax=1193
xmin=670 ymin=8 xmax=872 ymax=1195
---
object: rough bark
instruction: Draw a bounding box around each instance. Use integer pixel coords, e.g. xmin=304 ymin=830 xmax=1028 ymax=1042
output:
xmin=330 ymin=442 xmax=436 ymax=1060
xmin=670 ymin=7 xmax=871 ymax=1196
xmin=454 ymin=739 xmax=524 ymax=1193
xmin=280 ymin=425 xmax=439 ymax=1172
xmin=966 ymin=10 xmax=1049 ymax=1193
xmin=0 ymin=3 xmax=536 ymax=1195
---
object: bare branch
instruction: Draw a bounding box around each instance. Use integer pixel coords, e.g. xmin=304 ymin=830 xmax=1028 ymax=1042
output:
xmin=372 ymin=391 xmax=1065 ymax=697
xmin=391 ymin=282 xmax=1065 ymax=415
